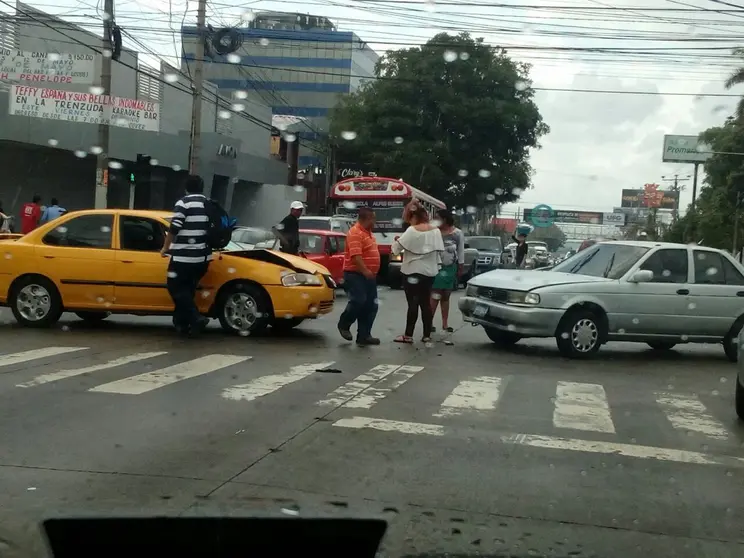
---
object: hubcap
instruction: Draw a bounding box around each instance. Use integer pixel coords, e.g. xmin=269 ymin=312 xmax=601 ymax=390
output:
xmin=16 ymin=284 xmax=52 ymax=322
xmin=571 ymin=318 xmax=598 ymax=353
xmin=224 ymin=292 xmax=258 ymax=331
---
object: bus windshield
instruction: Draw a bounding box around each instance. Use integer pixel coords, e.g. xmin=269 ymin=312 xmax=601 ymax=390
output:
xmin=334 ymin=204 xmax=406 ymax=232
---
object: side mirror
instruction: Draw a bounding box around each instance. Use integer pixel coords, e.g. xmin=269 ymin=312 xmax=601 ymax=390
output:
xmin=629 ymin=269 xmax=654 ymax=283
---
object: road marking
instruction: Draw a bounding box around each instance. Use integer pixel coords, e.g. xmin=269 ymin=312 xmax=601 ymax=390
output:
xmin=656 ymin=392 xmax=729 ymax=440
xmin=16 ymin=352 xmax=168 ymax=388
xmin=434 ymin=375 xmax=504 ymax=417
xmin=221 ymin=361 xmax=335 ymax=402
xmin=90 ymin=355 xmax=250 ymax=395
xmin=316 ymin=364 xmax=424 ymax=409
xmin=553 ymin=381 xmax=615 ymax=433
xmin=333 ymin=416 xmax=744 ymax=468
xmin=0 ymin=347 xmax=88 ymax=368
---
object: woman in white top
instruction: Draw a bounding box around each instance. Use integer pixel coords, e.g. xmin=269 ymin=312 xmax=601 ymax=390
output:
xmin=391 ymin=201 xmax=444 ymax=344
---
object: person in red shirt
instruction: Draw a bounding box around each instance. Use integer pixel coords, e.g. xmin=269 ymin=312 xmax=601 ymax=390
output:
xmin=20 ymin=195 xmax=42 ymax=235
xmin=337 ymin=206 xmax=381 ymax=346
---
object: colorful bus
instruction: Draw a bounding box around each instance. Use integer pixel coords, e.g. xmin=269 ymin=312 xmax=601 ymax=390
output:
xmin=329 ymin=176 xmax=447 ymax=276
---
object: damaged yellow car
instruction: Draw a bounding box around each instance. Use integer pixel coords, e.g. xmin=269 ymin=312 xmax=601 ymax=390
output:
xmin=0 ymin=209 xmax=336 ymax=333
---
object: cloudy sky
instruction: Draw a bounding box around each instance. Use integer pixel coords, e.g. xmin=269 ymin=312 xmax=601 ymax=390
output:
xmin=4 ymin=0 xmax=744 ymax=218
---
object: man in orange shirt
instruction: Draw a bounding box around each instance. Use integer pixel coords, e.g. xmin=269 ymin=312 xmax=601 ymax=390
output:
xmin=338 ymin=206 xmax=381 ymax=346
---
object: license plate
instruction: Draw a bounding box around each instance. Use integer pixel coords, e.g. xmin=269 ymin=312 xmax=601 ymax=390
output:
xmin=473 ymin=304 xmax=488 ymax=318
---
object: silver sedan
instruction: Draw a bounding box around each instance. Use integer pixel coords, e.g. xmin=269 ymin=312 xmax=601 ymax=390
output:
xmin=459 ymin=240 xmax=744 ymax=360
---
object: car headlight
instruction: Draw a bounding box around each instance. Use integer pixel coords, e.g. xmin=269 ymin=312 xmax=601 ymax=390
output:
xmin=281 ymin=273 xmax=322 ymax=286
xmin=506 ymin=291 xmax=541 ymax=305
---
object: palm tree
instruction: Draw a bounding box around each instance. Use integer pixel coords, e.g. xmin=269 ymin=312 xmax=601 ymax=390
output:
xmin=725 ymin=48 xmax=744 ymax=118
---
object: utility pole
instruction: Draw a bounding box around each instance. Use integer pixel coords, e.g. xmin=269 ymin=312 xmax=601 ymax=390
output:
xmin=661 ymin=174 xmax=690 ymax=221
xmin=94 ymin=0 xmax=114 ymax=209
xmin=188 ymin=0 xmax=207 ymax=175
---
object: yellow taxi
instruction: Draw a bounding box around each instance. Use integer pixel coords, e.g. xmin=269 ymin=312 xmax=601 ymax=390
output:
xmin=0 ymin=209 xmax=336 ymax=333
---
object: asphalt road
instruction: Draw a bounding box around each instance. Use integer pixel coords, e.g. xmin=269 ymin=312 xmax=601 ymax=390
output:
xmin=0 ymin=288 xmax=743 ymax=557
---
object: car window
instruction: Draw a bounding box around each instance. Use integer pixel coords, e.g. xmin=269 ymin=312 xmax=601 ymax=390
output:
xmin=693 ymin=250 xmax=744 ymax=285
xmin=299 ymin=234 xmax=324 ymax=254
xmin=552 ymin=243 xmax=649 ymax=279
xmin=465 ymin=237 xmax=503 ymax=251
xmin=298 ymin=219 xmax=330 ymax=230
xmin=120 ymin=216 xmax=165 ymax=252
xmin=232 ymin=228 xmax=269 ymax=245
xmin=42 ymin=214 xmax=114 ymax=249
xmin=640 ymin=248 xmax=689 ymax=284
xmin=336 ymin=236 xmax=346 ymax=252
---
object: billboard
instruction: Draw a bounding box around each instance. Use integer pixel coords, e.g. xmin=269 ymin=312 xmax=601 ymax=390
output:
xmin=620 ymin=188 xmax=679 ymax=210
xmin=523 ymin=208 xmax=603 ymax=225
xmin=8 ymin=85 xmax=160 ymax=132
xmin=602 ymin=212 xmax=625 ymax=226
xmin=662 ymin=134 xmax=712 ymax=164
xmin=491 ymin=217 xmax=518 ymax=232
xmin=0 ymin=49 xmax=95 ymax=84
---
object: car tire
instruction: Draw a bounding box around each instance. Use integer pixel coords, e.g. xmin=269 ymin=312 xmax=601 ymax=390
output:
xmin=647 ymin=341 xmax=676 ymax=351
xmin=216 ymin=282 xmax=271 ymax=335
xmin=736 ymin=378 xmax=744 ymax=421
xmin=271 ymin=318 xmax=305 ymax=332
xmin=484 ymin=327 xmax=521 ymax=347
xmin=555 ymin=309 xmax=604 ymax=358
xmin=75 ymin=311 xmax=111 ymax=323
xmin=9 ymin=275 xmax=63 ymax=328
xmin=723 ymin=319 xmax=744 ymax=363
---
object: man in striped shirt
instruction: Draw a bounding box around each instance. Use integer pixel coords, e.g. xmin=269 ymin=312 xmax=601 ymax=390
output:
xmin=337 ymin=207 xmax=381 ymax=346
xmin=160 ymin=175 xmax=212 ymax=336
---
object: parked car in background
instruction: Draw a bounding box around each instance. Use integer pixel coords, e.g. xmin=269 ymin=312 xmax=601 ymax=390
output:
xmin=460 ymin=240 xmax=744 ymax=359
xmin=231 ymin=226 xmax=276 ymax=250
xmin=295 ymin=229 xmax=346 ymax=285
xmin=465 ymin=236 xmax=504 ymax=276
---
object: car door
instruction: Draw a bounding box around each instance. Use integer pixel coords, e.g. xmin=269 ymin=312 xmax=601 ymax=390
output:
xmin=685 ymin=249 xmax=744 ymax=337
xmin=326 ymin=236 xmax=345 ymax=281
xmin=35 ymin=213 xmax=115 ymax=308
xmin=113 ymin=214 xmax=172 ymax=311
xmin=615 ymin=247 xmax=692 ymax=336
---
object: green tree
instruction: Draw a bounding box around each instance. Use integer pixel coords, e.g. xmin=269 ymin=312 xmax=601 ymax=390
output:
xmin=329 ymin=32 xmax=549 ymax=209
xmin=529 ymin=224 xmax=566 ymax=252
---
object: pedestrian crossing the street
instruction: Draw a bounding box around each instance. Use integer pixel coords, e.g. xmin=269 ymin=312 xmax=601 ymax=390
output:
xmin=0 ymin=345 xmax=739 ymax=451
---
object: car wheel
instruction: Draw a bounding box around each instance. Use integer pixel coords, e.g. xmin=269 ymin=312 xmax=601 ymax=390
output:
xmin=555 ymin=309 xmax=604 ymax=358
xmin=9 ymin=275 xmax=63 ymax=328
xmin=216 ymin=282 xmax=271 ymax=335
xmin=647 ymin=341 xmax=676 ymax=351
xmin=484 ymin=327 xmax=521 ymax=346
xmin=271 ymin=318 xmax=305 ymax=332
xmin=723 ymin=319 xmax=744 ymax=363
xmin=737 ymin=378 xmax=744 ymax=421
xmin=75 ymin=311 xmax=111 ymax=322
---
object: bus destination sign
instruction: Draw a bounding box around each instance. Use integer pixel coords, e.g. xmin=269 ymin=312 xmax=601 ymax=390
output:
xmin=369 ymin=200 xmax=405 ymax=208
xmin=351 ymin=180 xmax=391 ymax=192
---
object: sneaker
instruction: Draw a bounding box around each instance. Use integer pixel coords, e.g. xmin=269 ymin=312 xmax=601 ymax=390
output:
xmin=356 ymin=337 xmax=381 ymax=346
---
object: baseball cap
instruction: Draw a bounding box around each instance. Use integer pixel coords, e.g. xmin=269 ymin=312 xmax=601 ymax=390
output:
xmin=290 ymin=201 xmax=304 ymax=210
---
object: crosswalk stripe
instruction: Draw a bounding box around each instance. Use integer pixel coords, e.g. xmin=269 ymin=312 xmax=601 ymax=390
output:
xmin=90 ymin=354 xmax=251 ymax=395
xmin=656 ymin=392 xmax=729 ymax=440
xmin=336 ymin=365 xmax=424 ymax=409
xmin=317 ymin=365 xmax=400 ymax=407
xmin=16 ymin=352 xmax=169 ymax=388
xmin=553 ymin=381 xmax=615 ymax=433
xmin=0 ymin=347 xmax=88 ymax=368
xmin=221 ymin=361 xmax=335 ymax=402
xmin=433 ymin=375 xmax=504 ymax=417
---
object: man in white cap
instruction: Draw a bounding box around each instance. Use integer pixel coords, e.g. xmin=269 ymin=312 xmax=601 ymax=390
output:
xmin=273 ymin=201 xmax=304 ymax=255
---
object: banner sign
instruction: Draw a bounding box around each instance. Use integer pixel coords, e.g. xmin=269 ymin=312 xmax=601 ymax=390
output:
xmin=0 ymin=49 xmax=95 ymax=84
xmin=524 ymin=208 xmax=602 ymax=225
xmin=9 ymin=85 xmax=160 ymax=132
xmin=620 ymin=188 xmax=679 ymax=210
xmin=602 ymin=212 xmax=625 ymax=225
xmin=336 ymin=162 xmax=376 ymax=181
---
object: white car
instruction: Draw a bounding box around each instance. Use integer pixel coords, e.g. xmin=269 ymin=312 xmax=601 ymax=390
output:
xmin=459 ymin=240 xmax=744 ymax=359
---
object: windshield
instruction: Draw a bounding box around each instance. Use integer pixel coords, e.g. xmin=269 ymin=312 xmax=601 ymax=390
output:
xmin=467 ymin=237 xmax=503 ymax=251
xmin=551 ymin=243 xmax=650 ymax=279
xmin=335 ymin=204 xmax=406 ymax=232
xmin=231 ymin=228 xmax=271 ymax=245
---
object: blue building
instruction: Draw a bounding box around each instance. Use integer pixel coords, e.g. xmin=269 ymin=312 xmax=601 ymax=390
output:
xmin=182 ymin=12 xmax=379 ymax=168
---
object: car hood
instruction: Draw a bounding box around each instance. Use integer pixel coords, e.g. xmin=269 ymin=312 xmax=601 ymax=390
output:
xmin=469 ymin=269 xmax=612 ymax=291
xmin=222 ymin=249 xmax=329 ymax=275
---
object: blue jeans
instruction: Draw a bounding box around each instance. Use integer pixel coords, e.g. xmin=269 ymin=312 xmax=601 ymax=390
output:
xmin=338 ymin=271 xmax=378 ymax=341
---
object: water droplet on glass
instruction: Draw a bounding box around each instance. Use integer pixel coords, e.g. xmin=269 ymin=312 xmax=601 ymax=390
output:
xmin=681 ymin=334 xmax=689 ymax=341
xmin=108 ymin=160 xmax=123 ymax=169
xmin=561 ymin=332 xmax=569 ymax=339
xmin=394 ymin=136 xmax=404 ymax=144
xmin=478 ymin=169 xmax=491 ymax=178
xmin=90 ymin=145 xmax=103 ymax=155
xmin=407 ymin=276 xmax=420 ymax=285
xmin=61 ymin=325 xmax=70 ymax=332
xmin=580 ymin=470 xmax=587 ymax=476
xmin=459 ymin=52 xmax=470 ymax=60
xmin=259 ymin=38 xmax=270 ymax=46
xmin=48 ymin=52 xmax=61 ymax=61
xmin=342 ymin=201 xmax=357 ymax=210
xmin=486 ymin=194 xmax=495 ymax=201
xmin=457 ymin=169 xmax=468 ymax=177
xmin=239 ymin=329 xmax=250 ymax=337
xmin=102 ymin=48 xmax=113 ymax=58
xmin=515 ymin=80 xmax=528 ymax=91
xmin=231 ymin=103 xmax=245 ymax=112
xmin=720 ymin=376 xmax=728 ymax=383
xmin=89 ymin=86 xmax=105 ymax=95
xmin=3 ymin=253 xmax=11 ymax=260
xmin=100 ymin=226 xmax=111 ymax=233
xmin=688 ymin=302 xmax=696 ymax=310
xmin=113 ymin=117 xmax=128 ymax=127
xmin=466 ymin=206 xmax=477 ymax=214
xmin=711 ymin=390 xmax=719 ymax=396
xmin=74 ymin=150 xmax=87 ymax=158
xmin=201 ymin=290 xmax=210 ymax=298
xmin=424 ymin=0 xmax=436 ymax=11
xmin=226 ymin=53 xmax=241 ymax=64
xmin=431 ymin=292 xmax=442 ymax=301
xmin=293 ymin=184 xmax=305 ymax=192
xmin=632 ymin=318 xmax=640 ymax=325
xmin=164 ymin=73 xmax=179 ymax=83
xmin=150 ymin=158 xmax=158 ymax=166
xmin=48 ymin=138 xmax=58 ymax=147
xmin=218 ymin=110 xmax=231 ymax=120
xmin=706 ymin=267 xmax=718 ymax=276
xmin=341 ymin=130 xmax=357 ymax=140
xmin=617 ymin=328 xmax=626 ymax=334
xmin=284 ymin=133 xmax=297 ymax=142
xmin=228 ymin=268 xmax=236 ymax=274
xmin=172 ymin=165 xmax=181 ymax=171
xmin=234 ymin=90 xmax=248 ymax=100
xmin=443 ymin=50 xmax=457 ymax=62
xmin=167 ymin=271 xmax=177 ymax=278
xmin=392 ymin=218 xmax=403 ymax=226
xmin=511 ymin=187 xmax=524 ymax=196
xmin=661 ymin=269 xmax=671 ymax=277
